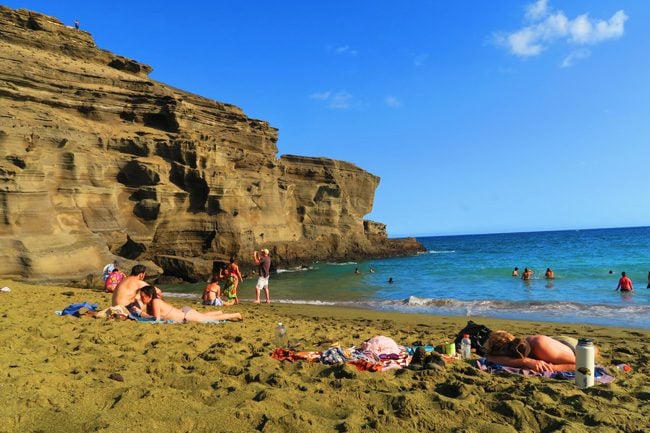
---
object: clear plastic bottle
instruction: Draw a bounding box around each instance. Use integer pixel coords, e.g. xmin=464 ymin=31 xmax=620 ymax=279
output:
xmin=460 ymin=334 xmax=472 ymax=359
xmin=274 ymin=322 xmax=288 ymax=348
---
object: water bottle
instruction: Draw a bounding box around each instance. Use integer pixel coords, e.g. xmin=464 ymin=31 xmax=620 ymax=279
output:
xmin=575 ymin=338 xmax=595 ymax=388
xmin=274 ymin=322 xmax=288 ymax=348
xmin=460 ymin=334 xmax=472 ymax=359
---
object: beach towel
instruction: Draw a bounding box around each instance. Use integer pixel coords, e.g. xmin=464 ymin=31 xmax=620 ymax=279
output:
xmin=272 ymin=336 xmax=412 ymax=372
xmin=60 ymin=301 xmax=98 ymax=317
xmin=476 ymin=358 xmax=615 ymax=384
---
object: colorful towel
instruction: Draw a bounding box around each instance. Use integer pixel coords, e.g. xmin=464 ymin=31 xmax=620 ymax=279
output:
xmin=476 ymin=358 xmax=615 ymax=384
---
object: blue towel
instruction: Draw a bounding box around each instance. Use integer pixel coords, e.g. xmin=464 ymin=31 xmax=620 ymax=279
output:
xmin=61 ymin=301 xmax=98 ymax=317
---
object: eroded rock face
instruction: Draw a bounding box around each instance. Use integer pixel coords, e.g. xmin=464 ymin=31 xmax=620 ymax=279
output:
xmin=0 ymin=6 xmax=423 ymax=283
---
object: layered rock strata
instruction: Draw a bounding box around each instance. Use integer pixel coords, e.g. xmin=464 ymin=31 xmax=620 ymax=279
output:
xmin=0 ymin=6 xmax=423 ymax=283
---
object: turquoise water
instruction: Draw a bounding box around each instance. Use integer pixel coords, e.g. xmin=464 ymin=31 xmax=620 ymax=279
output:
xmin=163 ymin=226 xmax=650 ymax=329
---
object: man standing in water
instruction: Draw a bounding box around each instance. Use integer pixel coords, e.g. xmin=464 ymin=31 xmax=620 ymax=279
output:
xmin=616 ymin=272 xmax=634 ymax=292
xmin=253 ymin=249 xmax=271 ymax=304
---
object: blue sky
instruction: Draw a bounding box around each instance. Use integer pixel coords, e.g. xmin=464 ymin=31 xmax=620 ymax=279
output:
xmin=5 ymin=1 xmax=649 ymax=237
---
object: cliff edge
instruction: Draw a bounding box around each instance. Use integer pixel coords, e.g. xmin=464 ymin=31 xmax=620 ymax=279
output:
xmin=0 ymin=6 xmax=423 ymax=283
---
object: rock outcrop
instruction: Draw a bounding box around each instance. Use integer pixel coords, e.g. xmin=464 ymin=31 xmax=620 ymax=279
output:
xmin=0 ymin=6 xmax=423 ymax=283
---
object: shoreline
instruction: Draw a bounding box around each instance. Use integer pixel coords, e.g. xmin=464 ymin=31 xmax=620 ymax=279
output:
xmin=1 ymin=280 xmax=648 ymax=432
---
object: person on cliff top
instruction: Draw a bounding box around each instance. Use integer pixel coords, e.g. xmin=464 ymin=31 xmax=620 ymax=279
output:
xmin=253 ymin=249 xmax=271 ymax=304
xmin=219 ymin=268 xmax=239 ymax=305
xmin=226 ymin=256 xmax=244 ymax=283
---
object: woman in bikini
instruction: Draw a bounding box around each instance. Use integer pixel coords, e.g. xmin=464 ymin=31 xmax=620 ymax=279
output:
xmin=202 ymin=274 xmax=223 ymax=306
xmin=139 ymin=286 xmax=242 ymax=322
xmin=485 ymin=330 xmax=597 ymax=373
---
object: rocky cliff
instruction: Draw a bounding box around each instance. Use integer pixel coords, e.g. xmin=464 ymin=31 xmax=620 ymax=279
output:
xmin=0 ymin=6 xmax=423 ymax=284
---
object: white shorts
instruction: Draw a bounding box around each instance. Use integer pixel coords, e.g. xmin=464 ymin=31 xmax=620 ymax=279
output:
xmin=256 ymin=276 xmax=269 ymax=290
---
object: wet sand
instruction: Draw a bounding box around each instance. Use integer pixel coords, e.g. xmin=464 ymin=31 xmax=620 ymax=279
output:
xmin=0 ymin=280 xmax=648 ymax=433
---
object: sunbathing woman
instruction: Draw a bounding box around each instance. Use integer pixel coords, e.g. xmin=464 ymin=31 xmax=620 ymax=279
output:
xmin=139 ymin=286 xmax=242 ymax=322
xmin=485 ymin=330 xmax=591 ymax=373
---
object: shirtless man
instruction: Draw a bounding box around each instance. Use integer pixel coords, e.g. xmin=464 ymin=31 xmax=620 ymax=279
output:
xmin=521 ymin=267 xmax=534 ymax=281
xmin=111 ymin=264 xmax=149 ymax=308
xmin=616 ymin=271 xmax=634 ymax=292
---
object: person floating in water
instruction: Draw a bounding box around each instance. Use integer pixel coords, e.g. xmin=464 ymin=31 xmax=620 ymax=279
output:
xmin=616 ymin=272 xmax=634 ymax=292
xmin=388 ymin=277 xmax=394 ymax=284
xmin=544 ymin=268 xmax=554 ymax=279
xmin=646 ymin=271 xmax=650 ymax=289
xmin=512 ymin=267 xmax=519 ymax=277
xmin=369 ymin=267 xmax=375 ymax=273
xmin=521 ymin=268 xmax=534 ymax=281
xmin=354 ymin=267 xmax=360 ymax=274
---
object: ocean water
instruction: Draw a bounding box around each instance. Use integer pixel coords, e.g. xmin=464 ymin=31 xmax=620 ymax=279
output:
xmin=163 ymin=226 xmax=650 ymax=329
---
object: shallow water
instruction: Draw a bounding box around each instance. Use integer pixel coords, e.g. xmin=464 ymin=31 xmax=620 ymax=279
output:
xmin=163 ymin=226 xmax=650 ymax=329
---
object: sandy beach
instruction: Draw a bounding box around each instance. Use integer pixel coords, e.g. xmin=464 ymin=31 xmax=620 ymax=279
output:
xmin=0 ymin=280 xmax=648 ymax=433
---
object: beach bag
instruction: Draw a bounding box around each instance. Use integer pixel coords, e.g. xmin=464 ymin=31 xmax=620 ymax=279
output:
xmin=454 ymin=321 xmax=492 ymax=356
xmin=104 ymin=271 xmax=125 ymax=292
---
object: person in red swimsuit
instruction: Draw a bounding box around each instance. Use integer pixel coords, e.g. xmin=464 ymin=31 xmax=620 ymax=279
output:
xmin=616 ymin=272 xmax=634 ymax=292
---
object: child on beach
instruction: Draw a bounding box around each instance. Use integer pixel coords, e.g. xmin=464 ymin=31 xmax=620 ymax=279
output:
xmin=220 ymin=268 xmax=239 ymax=305
xmin=139 ymin=286 xmax=242 ymax=322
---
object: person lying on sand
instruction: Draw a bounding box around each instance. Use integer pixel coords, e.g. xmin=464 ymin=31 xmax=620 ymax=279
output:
xmin=485 ymin=330 xmax=596 ymax=373
xmin=139 ymin=286 xmax=243 ymax=322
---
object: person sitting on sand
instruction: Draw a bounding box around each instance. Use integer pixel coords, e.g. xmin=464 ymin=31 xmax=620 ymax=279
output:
xmin=485 ymin=330 xmax=595 ymax=373
xmin=139 ymin=286 xmax=242 ymax=322
xmin=111 ymin=264 xmax=149 ymax=308
xmin=202 ymin=273 xmax=223 ymax=306
xmin=544 ymin=268 xmax=554 ymax=279
xmin=219 ymin=268 xmax=239 ymax=305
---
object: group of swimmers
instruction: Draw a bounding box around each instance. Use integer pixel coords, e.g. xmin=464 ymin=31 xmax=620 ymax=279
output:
xmin=511 ymin=267 xmax=555 ymax=281
xmin=513 ymin=266 xmax=649 ymax=292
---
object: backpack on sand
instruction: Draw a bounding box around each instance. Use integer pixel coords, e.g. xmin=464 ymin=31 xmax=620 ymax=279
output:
xmin=454 ymin=320 xmax=492 ymax=356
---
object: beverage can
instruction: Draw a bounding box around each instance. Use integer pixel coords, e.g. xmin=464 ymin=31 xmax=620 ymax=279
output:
xmin=445 ymin=342 xmax=456 ymax=356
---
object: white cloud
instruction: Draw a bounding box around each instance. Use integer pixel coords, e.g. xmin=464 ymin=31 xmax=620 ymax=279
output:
xmin=525 ymin=0 xmax=548 ymax=21
xmin=309 ymin=90 xmax=354 ymax=109
xmin=495 ymin=1 xmax=627 ymax=58
xmin=560 ymin=48 xmax=591 ymax=68
xmin=385 ymin=96 xmax=401 ymax=108
xmin=309 ymin=91 xmax=331 ymax=101
xmin=334 ymin=45 xmax=358 ymax=56
xmin=414 ymin=53 xmax=429 ymax=67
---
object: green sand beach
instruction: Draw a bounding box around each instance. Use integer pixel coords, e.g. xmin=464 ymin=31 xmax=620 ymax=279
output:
xmin=1 ymin=280 xmax=648 ymax=433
